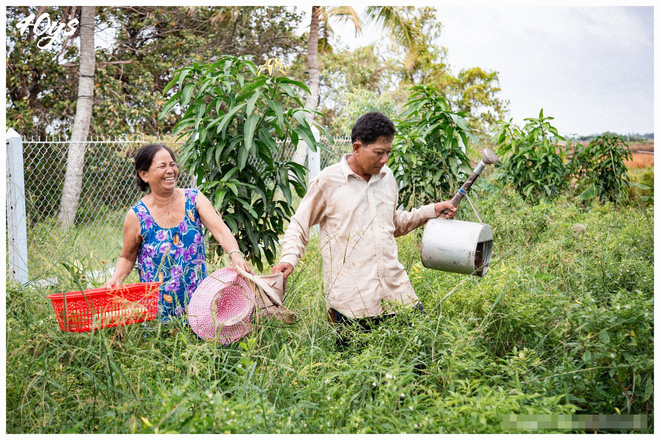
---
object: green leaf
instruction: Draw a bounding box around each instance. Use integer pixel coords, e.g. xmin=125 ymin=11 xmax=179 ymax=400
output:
xmin=246 ymin=91 xmax=261 ymax=116
xmin=267 ymin=99 xmax=285 ymax=133
xmin=599 ymin=331 xmax=610 ymax=344
xmin=223 ymin=166 xmax=239 ymax=181
xmin=158 ymin=91 xmax=181 ymax=120
xmin=181 ymin=83 xmax=195 ymax=107
xmin=237 ymin=144 xmax=248 ymax=170
xmin=244 ymin=114 xmax=260 ymax=156
xmin=217 ymin=102 xmax=247 ymax=136
xmin=258 ymin=126 xmax=278 ymax=152
xmin=172 ymin=117 xmax=194 ymax=136
xmin=194 ymin=102 xmax=206 ymax=129
xmin=277 ymin=83 xmax=298 ymax=98
xmin=293 ymin=125 xmax=317 ymax=152
xmin=226 ymin=181 xmax=239 ymax=196
xmin=238 ymin=77 xmax=267 ymax=100
xmin=275 ymin=76 xmax=310 ymax=93
xmin=177 ymin=67 xmax=192 ymax=91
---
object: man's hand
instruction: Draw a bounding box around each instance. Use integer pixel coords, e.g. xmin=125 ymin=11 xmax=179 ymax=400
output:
xmin=434 ymin=201 xmax=458 ymax=219
xmin=271 ymin=262 xmax=294 ymax=279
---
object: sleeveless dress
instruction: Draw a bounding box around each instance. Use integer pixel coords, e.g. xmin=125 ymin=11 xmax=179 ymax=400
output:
xmin=132 ymin=188 xmax=207 ymax=321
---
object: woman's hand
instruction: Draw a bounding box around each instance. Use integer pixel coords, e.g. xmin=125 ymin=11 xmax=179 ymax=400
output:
xmin=101 ymin=276 xmax=123 ymax=289
xmin=230 ymin=252 xmax=251 ymax=273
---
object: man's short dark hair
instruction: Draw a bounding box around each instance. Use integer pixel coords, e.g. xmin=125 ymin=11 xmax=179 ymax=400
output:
xmin=351 ymin=112 xmax=396 ymax=145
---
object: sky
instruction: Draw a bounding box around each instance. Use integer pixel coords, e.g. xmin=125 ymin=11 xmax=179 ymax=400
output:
xmin=325 ymin=3 xmax=654 ymax=138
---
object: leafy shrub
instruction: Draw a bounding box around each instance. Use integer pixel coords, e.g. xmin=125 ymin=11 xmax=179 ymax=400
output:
xmin=494 ymin=110 xmax=568 ymax=203
xmin=569 ymin=134 xmax=633 ymax=203
xmin=160 ymin=56 xmax=331 ymax=270
xmin=390 ymin=84 xmax=475 ymax=210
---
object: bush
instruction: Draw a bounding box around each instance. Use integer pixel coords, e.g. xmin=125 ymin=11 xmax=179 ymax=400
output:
xmin=493 ymin=110 xmax=568 ymax=203
xmin=6 ymin=183 xmax=653 ymax=434
xmin=570 ymin=134 xmax=633 ymax=203
xmin=160 ymin=55 xmax=332 ymax=270
xmin=390 ymin=84 xmax=475 ymax=210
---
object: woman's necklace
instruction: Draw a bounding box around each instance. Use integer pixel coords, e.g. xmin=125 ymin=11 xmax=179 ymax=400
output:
xmin=152 ymin=192 xmax=177 ymax=227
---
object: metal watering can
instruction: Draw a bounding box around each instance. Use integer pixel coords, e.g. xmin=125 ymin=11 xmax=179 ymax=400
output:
xmin=420 ymin=149 xmax=498 ymax=277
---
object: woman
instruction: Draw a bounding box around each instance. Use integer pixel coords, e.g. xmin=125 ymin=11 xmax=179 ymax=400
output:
xmin=103 ymin=144 xmax=250 ymax=321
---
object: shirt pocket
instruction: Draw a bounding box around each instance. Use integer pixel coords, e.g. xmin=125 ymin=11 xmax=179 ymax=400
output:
xmin=371 ymin=185 xmax=396 ymax=230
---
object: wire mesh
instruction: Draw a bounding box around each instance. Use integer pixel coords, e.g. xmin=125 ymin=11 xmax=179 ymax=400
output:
xmin=8 ymin=135 xmax=351 ymax=285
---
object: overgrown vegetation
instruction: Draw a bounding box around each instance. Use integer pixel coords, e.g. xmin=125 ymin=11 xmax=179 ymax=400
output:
xmin=7 ymin=181 xmax=653 ymax=434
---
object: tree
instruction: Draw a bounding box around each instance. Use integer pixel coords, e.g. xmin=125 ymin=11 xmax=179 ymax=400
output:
xmin=58 ymin=6 xmax=95 ymax=228
xmin=569 ymin=134 xmax=633 ymax=203
xmin=287 ymin=6 xmax=507 ymax=141
xmin=390 ymin=84 xmax=475 ymax=209
xmin=6 ymin=6 xmax=306 ymax=138
xmin=92 ymin=6 xmax=306 ymax=137
xmin=6 ymin=6 xmax=80 ymax=138
xmin=161 ymin=56 xmax=332 ymax=270
xmin=379 ymin=7 xmax=508 ymax=141
xmin=293 ymin=5 xmax=421 ymax=165
xmin=494 ymin=110 xmax=568 ymax=203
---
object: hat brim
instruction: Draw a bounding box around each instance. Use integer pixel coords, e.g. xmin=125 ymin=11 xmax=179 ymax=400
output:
xmin=188 ymin=267 xmax=255 ymax=342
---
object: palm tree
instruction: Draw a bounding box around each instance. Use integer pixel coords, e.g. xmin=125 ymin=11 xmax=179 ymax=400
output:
xmin=58 ymin=6 xmax=96 ymax=228
xmin=292 ymin=6 xmax=422 ymax=166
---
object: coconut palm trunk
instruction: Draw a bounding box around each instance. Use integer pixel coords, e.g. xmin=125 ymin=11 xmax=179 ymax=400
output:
xmin=58 ymin=6 xmax=96 ymax=228
xmin=292 ymin=6 xmax=322 ymax=167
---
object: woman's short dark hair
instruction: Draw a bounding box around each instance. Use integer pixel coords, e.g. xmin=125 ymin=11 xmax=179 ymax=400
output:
xmin=134 ymin=144 xmax=176 ymax=192
xmin=351 ymin=112 xmax=396 ymax=145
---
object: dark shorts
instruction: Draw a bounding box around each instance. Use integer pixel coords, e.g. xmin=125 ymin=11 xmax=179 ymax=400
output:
xmin=329 ymin=302 xmax=425 ymax=330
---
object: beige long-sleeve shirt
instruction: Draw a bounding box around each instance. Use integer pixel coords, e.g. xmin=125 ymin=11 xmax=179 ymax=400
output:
xmin=279 ymin=154 xmax=437 ymax=319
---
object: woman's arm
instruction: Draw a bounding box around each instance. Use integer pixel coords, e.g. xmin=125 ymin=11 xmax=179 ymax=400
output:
xmin=102 ymin=210 xmax=142 ymax=288
xmin=196 ymin=191 xmax=251 ymax=272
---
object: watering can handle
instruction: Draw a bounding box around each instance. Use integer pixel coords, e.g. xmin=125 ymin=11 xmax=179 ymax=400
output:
xmin=439 ymin=170 xmax=480 ymax=217
xmin=439 ymin=149 xmax=499 ymax=218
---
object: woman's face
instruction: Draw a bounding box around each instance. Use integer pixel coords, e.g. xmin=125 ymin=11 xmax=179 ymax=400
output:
xmin=139 ymin=148 xmax=178 ymax=192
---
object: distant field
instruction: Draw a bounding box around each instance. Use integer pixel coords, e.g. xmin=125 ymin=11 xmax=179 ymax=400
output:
xmin=627 ymin=141 xmax=654 ymax=169
xmin=628 ymin=141 xmax=654 ymax=153
xmin=627 ymin=152 xmax=654 ymax=170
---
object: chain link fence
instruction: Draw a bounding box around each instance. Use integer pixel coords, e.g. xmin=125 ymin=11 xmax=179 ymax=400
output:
xmin=8 ymin=135 xmax=351 ymax=285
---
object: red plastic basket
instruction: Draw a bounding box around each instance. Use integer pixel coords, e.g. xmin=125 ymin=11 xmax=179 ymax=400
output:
xmin=47 ymin=282 xmax=161 ymax=332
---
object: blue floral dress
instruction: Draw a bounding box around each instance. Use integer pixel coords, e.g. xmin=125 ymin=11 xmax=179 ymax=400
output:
xmin=133 ymin=189 xmax=207 ymax=321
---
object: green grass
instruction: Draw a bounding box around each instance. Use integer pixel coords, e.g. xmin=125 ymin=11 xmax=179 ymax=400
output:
xmin=22 ymin=211 xmax=128 ymax=285
xmin=6 ymin=184 xmax=653 ymax=434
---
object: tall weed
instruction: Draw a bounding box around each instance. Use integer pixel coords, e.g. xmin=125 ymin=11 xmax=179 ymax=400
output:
xmin=6 ymin=185 xmax=653 ymax=434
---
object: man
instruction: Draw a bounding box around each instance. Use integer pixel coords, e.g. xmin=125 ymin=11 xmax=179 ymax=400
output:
xmin=271 ymin=112 xmax=457 ymax=326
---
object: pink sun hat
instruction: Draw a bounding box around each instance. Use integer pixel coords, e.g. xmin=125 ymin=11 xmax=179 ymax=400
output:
xmin=188 ymin=267 xmax=254 ymax=344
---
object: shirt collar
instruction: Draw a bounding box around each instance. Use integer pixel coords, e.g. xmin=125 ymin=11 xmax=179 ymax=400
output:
xmin=340 ymin=154 xmax=387 ymax=182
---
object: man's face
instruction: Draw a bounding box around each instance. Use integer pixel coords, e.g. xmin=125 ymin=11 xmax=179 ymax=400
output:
xmin=353 ymin=136 xmax=393 ymax=177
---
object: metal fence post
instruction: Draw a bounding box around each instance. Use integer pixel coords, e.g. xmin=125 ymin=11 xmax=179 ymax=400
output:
xmin=307 ymin=126 xmax=321 ymax=182
xmin=6 ymin=128 xmax=29 ymax=285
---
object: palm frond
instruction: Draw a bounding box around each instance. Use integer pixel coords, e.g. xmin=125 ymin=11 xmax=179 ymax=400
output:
xmin=326 ymin=6 xmax=363 ymax=37
xmin=364 ymin=6 xmax=417 ymax=50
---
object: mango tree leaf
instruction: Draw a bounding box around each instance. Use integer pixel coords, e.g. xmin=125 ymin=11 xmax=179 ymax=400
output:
xmin=181 ymin=83 xmax=195 ymax=107
xmin=244 ymin=114 xmax=260 ymax=156
xmin=217 ymin=102 xmax=247 ymax=136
